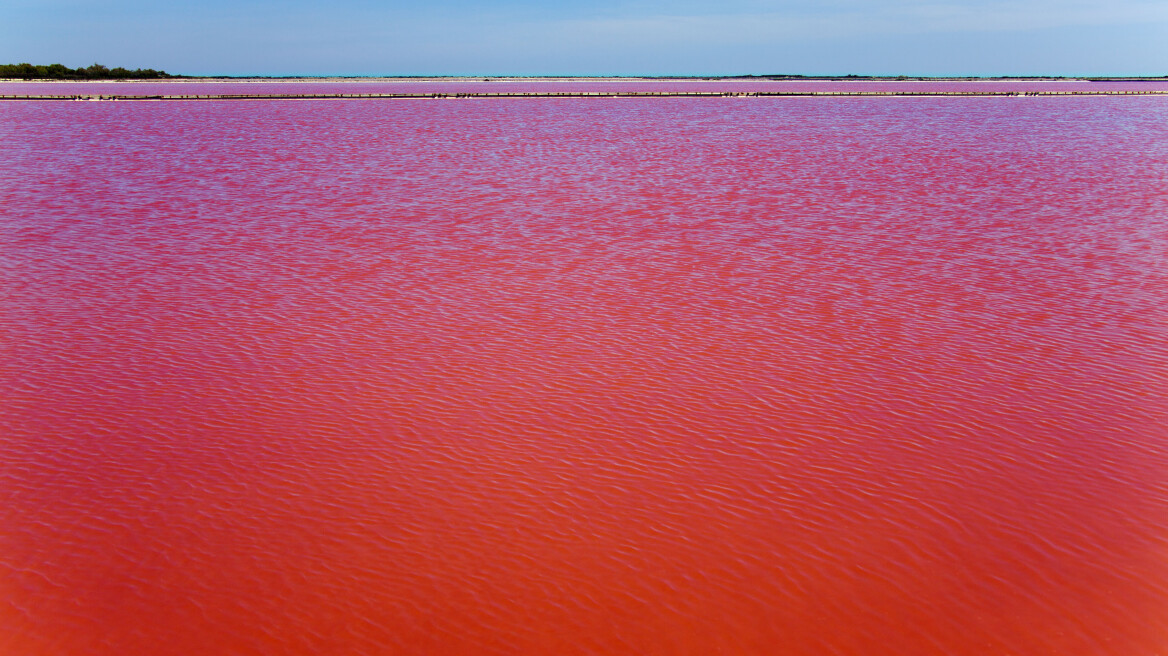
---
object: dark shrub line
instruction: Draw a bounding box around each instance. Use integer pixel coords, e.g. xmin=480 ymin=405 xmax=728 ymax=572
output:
xmin=1 ymin=63 xmax=176 ymax=79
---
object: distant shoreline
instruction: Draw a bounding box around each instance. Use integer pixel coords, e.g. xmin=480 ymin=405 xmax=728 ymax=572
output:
xmin=4 ymin=75 xmax=1168 ymax=83
xmin=7 ymin=89 xmax=1168 ymax=102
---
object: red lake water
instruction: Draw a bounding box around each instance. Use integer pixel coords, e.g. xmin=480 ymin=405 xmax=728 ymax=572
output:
xmin=2 ymin=88 xmax=1168 ymax=655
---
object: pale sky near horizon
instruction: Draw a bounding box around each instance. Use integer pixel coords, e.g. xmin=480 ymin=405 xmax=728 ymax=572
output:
xmin=2 ymin=0 xmax=1166 ymax=77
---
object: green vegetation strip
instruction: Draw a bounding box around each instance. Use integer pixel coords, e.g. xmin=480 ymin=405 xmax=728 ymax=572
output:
xmin=1 ymin=63 xmax=175 ymax=80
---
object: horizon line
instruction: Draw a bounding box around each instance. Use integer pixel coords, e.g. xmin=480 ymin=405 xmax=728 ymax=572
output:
xmin=7 ymin=73 xmax=1168 ymax=81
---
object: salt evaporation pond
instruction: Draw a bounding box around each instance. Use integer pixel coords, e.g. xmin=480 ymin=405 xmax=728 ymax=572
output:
xmin=2 ymin=83 xmax=1167 ymax=655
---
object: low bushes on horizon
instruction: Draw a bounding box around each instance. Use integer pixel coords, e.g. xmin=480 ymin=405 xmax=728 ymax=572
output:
xmin=0 ymin=62 xmax=176 ymax=79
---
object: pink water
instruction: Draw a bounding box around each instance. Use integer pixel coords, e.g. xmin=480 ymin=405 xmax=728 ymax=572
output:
xmin=3 ymin=95 xmax=1168 ymax=655
xmin=4 ymin=78 xmax=1168 ymax=97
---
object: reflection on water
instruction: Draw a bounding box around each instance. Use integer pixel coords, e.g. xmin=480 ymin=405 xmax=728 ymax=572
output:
xmin=2 ymin=94 xmax=1167 ymax=655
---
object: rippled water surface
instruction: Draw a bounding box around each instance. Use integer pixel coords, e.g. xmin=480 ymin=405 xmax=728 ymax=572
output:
xmin=3 ymin=95 xmax=1168 ymax=655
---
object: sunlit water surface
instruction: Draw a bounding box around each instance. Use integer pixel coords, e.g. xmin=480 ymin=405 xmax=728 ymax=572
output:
xmin=2 ymin=92 xmax=1168 ymax=655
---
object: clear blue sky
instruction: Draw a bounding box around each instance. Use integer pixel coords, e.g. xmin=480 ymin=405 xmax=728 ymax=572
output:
xmin=2 ymin=0 xmax=1166 ymax=76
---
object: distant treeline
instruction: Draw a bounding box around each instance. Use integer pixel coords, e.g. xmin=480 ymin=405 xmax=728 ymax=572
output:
xmin=1 ymin=63 xmax=177 ymax=79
